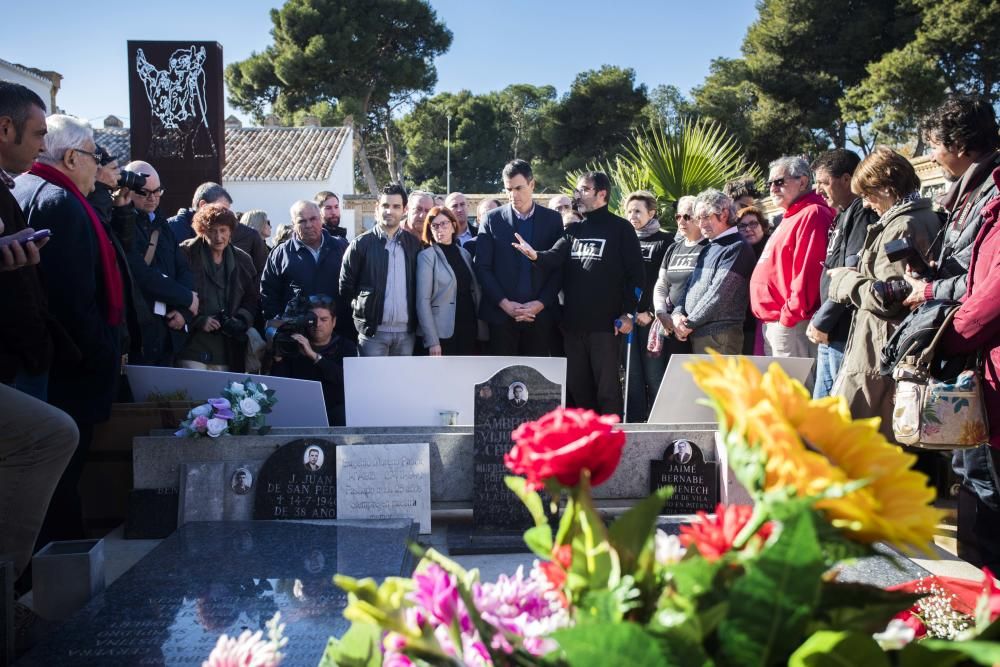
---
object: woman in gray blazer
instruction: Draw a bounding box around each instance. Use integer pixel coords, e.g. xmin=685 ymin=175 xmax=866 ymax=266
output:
xmin=417 ymin=207 xmax=482 ymax=355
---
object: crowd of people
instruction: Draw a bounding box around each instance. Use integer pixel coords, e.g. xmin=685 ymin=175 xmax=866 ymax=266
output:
xmin=4 ymin=78 xmax=1000 ymax=591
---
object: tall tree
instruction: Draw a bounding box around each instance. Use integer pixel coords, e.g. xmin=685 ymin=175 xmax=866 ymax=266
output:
xmin=534 ymin=66 xmax=649 ymax=188
xmin=397 ymin=91 xmax=512 ymax=193
xmin=225 ymin=0 xmax=453 ymax=195
xmin=842 ymin=0 xmax=1000 ymax=154
xmin=643 ymin=84 xmax=696 ymax=129
xmin=497 ymin=84 xmax=556 ymax=159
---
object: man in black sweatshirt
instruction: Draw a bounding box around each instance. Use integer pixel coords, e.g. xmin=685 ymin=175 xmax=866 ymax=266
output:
xmin=514 ymin=172 xmax=643 ymax=416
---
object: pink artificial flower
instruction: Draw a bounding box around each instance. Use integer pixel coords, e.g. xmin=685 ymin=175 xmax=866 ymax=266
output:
xmin=202 ymin=629 xmax=283 ymax=667
xmin=192 ymin=415 xmax=209 ymax=432
xmin=381 ymin=653 xmax=414 ymax=667
xmin=410 ymin=564 xmax=462 ymax=627
xmin=892 ymin=608 xmax=928 ymax=639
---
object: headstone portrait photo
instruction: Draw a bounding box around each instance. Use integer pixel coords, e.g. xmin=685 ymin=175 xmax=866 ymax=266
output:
xmin=231 ymin=468 xmax=253 ymax=495
xmin=304 ymin=446 xmax=325 ymax=472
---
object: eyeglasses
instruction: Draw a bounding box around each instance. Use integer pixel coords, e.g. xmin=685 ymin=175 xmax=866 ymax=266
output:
xmin=430 ymin=221 xmax=453 ymax=230
xmin=766 ymin=177 xmax=794 ymax=190
xmin=694 ymin=213 xmax=717 ymax=222
xmin=576 ymin=186 xmax=594 ymax=194
xmin=737 ymin=221 xmax=761 ymax=231
xmin=138 ymin=187 xmax=165 ymax=197
xmin=70 ymin=147 xmax=102 ymax=164
xmin=675 ymin=213 xmax=692 ymax=222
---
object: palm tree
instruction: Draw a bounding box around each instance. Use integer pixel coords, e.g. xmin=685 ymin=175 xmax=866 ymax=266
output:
xmin=568 ymin=118 xmax=760 ymax=230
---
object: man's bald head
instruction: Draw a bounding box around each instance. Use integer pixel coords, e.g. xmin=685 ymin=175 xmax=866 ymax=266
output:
xmin=125 ymin=160 xmax=163 ymax=214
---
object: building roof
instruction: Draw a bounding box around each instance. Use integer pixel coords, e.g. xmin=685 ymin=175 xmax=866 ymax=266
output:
xmin=0 ymin=58 xmax=55 ymax=85
xmin=93 ymin=125 xmax=351 ymax=182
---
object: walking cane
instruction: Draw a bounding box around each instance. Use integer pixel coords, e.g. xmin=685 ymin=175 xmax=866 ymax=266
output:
xmin=622 ymin=287 xmax=642 ymax=423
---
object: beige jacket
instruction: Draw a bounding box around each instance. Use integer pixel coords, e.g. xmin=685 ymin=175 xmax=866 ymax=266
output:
xmin=829 ymin=198 xmax=941 ymax=440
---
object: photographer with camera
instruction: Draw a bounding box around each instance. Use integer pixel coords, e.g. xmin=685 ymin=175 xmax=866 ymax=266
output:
xmin=175 ymin=204 xmax=257 ymax=371
xmin=271 ymin=294 xmax=358 ymax=426
xmin=825 ymin=147 xmax=941 ymax=441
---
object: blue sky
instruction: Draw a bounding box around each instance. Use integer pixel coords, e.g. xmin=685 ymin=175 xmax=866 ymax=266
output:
xmin=3 ymin=0 xmax=757 ymax=125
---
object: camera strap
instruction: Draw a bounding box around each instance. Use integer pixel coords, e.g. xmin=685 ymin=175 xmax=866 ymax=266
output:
xmin=143 ymin=229 xmax=160 ymax=266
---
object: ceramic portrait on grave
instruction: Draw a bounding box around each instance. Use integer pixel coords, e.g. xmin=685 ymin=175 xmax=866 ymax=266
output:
xmin=667 ymin=439 xmax=695 ymax=465
xmin=507 ymin=381 xmax=529 ymax=407
xmin=231 ymin=468 xmax=253 ymax=495
xmin=303 ymin=446 xmax=325 ymax=472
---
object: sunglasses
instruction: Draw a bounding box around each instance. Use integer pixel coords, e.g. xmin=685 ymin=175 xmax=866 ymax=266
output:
xmin=675 ymin=213 xmax=693 ymax=221
xmin=766 ymin=177 xmax=796 ymax=189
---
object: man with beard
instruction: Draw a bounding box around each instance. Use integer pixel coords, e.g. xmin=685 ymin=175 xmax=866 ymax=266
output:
xmin=315 ymin=190 xmax=347 ymax=239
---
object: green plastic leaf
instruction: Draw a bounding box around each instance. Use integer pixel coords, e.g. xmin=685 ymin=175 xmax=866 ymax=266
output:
xmin=921 ymin=639 xmax=1000 ymax=665
xmin=718 ymin=509 xmax=826 ymax=666
xmin=609 ymin=485 xmax=673 ymax=573
xmin=896 ymin=641 xmax=965 ymax=667
xmin=787 ymin=630 xmax=890 ymax=667
xmin=549 ymin=623 xmax=671 ymax=667
xmin=665 ymin=556 xmax=722 ymax=599
xmin=809 ymin=581 xmax=921 ymax=634
xmin=524 ymin=525 xmax=554 ymax=560
xmin=318 ymin=622 xmax=381 ymax=667
xmin=505 ymin=476 xmax=548 ymax=529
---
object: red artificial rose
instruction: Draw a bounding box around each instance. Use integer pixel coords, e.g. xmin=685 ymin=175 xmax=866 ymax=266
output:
xmin=678 ymin=504 xmax=773 ymax=562
xmin=504 ymin=408 xmax=625 ymax=491
xmin=981 ymin=567 xmax=1000 ymax=622
xmin=539 ymin=545 xmax=572 ymax=605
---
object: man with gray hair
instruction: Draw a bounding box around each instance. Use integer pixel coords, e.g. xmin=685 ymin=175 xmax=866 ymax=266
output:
xmin=670 ymin=189 xmax=756 ymax=353
xmin=13 ymin=114 xmax=124 ymax=543
xmin=168 ymin=181 xmax=232 ymax=243
xmin=122 ymin=159 xmax=198 ymax=366
xmin=260 ymin=199 xmax=346 ymax=321
xmin=750 ymin=155 xmax=835 ymax=359
xmin=445 ymin=191 xmax=476 ymax=246
xmin=402 ymin=190 xmax=433 ymax=241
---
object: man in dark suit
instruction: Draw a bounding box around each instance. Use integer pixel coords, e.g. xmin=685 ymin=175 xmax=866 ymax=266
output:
xmin=474 ymin=160 xmax=562 ymax=355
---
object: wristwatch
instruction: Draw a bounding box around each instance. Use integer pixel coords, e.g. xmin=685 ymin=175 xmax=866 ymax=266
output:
xmin=313 ymin=354 xmax=323 ymax=365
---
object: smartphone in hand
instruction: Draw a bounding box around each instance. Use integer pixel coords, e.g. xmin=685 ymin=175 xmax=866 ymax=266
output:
xmin=0 ymin=228 xmax=52 ymax=247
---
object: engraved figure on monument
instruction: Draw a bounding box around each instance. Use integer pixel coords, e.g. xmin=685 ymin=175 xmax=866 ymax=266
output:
xmin=136 ymin=45 xmax=217 ymax=159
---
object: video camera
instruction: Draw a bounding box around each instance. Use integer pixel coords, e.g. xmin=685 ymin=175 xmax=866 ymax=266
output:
xmin=266 ymin=294 xmax=318 ymax=358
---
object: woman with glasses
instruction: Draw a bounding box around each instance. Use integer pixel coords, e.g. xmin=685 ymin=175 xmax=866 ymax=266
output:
xmin=240 ymin=209 xmax=272 ymax=244
xmin=624 ymin=191 xmax=673 ymax=422
xmin=652 ymin=196 xmax=708 ymax=361
xmin=825 ymin=146 xmax=941 ymax=441
xmin=416 ymin=206 xmax=482 ymax=355
xmin=175 ymin=204 xmax=258 ymax=371
xmin=736 ymin=206 xmax=771 ymax=354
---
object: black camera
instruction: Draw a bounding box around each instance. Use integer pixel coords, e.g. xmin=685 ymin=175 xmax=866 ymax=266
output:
xmin=871 ymin=278 xmax=912 ymax=304
xmin=884 ymin=237 xmax=931 ymax=277
xmin=216 ymin=310 xmax=249 ymax=340
xmin=272 ymin=311 xmax=317 ymax=357
xmin=118 ymin=169 xmax=147 ymax=192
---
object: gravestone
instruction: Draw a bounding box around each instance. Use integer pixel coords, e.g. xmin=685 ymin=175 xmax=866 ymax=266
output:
xmin=179 ymin=461 xmax=264 ymax=525
xmin=124 ymin=488 xmax=179 ymax=539
xmin=254 ymin=439 xmax=336 ymax=520
xmin=336 ymin=443 xmax=431 ymax=533
xmin=15 ymin=520 xmax=417 ymax=667
xmin=650 ymin=439 xmax=719 ymax=514
xmin=126 ymin=40 xmax=224 ymax=218
xmin=452 ymin=366 xmax=561 ymax=554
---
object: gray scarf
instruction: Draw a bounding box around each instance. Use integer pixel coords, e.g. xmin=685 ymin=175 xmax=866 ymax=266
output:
xmin=635 ymin=217 xmax=662 ymax=239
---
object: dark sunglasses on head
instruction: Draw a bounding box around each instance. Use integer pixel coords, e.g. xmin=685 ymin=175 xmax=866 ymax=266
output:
xmin=308 ymin=294 xmax=335 ymax=307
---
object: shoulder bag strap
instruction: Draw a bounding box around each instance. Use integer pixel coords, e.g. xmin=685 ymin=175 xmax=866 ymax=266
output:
xmin=143 ymin=228 xmax=160 ymax=266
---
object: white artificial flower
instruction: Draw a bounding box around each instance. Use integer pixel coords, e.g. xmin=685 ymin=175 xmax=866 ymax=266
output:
xmin=654 ymin=530 xmax=686 ymax=565
xmin=230 ymin=382 xmax=246 ymax=396
xmin=239 ymin=397 xmax=261 ymax=418
xmin=873 ymin=618 xmax=917 ymax=650
xmin=206 ymin=418 xmax=229 ymax=438
xmin=259 ymin=383 xmax=268 ymax=392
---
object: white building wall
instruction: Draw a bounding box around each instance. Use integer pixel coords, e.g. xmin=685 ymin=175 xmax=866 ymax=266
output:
xmin=0 ymin=62 xmax=55 ymax=112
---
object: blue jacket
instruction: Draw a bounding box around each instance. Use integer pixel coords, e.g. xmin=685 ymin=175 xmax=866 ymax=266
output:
xmin=168 ymin=208 xmax=196 ymax=243
xmin=260 ymin=231 xmax=347 ymax=319
xmin=473 ymin=203 xmax=563 ymax=325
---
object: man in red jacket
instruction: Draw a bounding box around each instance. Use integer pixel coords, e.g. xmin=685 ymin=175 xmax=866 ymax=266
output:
xmin=750 ymin=156 xmax=835 ymax=359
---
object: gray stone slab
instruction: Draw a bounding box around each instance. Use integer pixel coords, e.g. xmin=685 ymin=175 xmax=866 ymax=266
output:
xmin=16 ymin=520 xmax=418 ymax=667
xmin=177 ymin=462 xmax=225 ymax=525
xmin=337 ymin=443 xmax=431 ymax=533
xmin=136 ymin=426 xmax=721 ymax=508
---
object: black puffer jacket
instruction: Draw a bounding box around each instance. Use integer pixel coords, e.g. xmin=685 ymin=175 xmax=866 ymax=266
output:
xmin=880 ymin=299 xmax=960 ymax=377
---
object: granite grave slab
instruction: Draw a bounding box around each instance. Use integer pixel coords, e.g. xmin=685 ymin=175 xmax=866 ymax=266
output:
xmin=2 ymin=560 xmax=11 ymax=667
xmin=254 ymin=439 xmax=336 ymax=520
xmin=336 ymin=443 xmax=431 ymax=533
xmin=125 ymin=488 xmax=179 ymax=539
xmin=16 ymin=520 xmax=417 ymax=667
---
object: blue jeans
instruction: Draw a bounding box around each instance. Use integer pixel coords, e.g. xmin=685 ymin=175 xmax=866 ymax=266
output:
xmin=813 ymin=340 xmax=845 ymax=399
xmin=358 ymin=330 xmax=416 ymax=357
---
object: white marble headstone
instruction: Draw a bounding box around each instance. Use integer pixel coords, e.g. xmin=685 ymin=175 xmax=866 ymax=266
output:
xmin=336 ymin=443 xmax=431 ymax=533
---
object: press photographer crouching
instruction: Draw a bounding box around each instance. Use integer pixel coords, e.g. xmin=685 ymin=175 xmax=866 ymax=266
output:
xmin=270 ymin=294 xmax=358 ymax=426
xmin=175 ymin=204 xmax=258 ymax=371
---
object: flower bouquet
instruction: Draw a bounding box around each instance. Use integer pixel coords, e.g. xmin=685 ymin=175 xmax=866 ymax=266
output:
xmin=319 ymin=354 xmax=1000 ymax=666
xmin=175 ymin=377 xmax=277 ymax=438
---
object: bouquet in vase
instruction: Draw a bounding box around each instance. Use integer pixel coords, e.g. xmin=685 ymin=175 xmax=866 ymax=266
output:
xmin=175 ymin=377 xmax=276 ymax=438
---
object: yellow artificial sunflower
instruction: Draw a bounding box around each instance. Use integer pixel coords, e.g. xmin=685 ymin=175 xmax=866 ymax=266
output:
xmin=686 ymin=353 xmax=944 ymax=554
